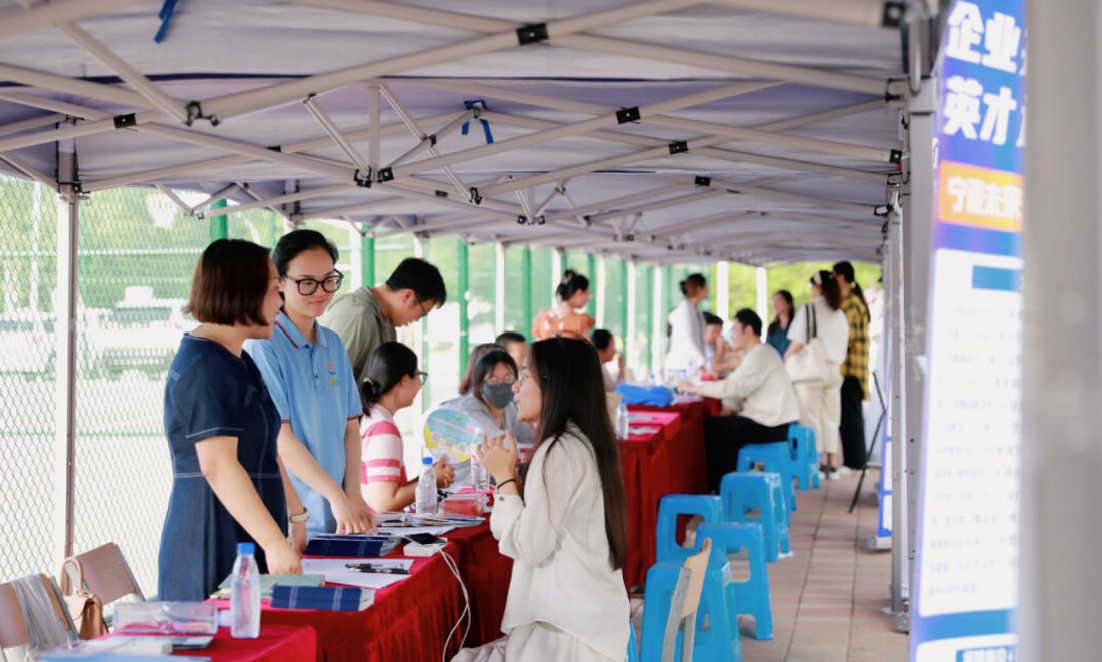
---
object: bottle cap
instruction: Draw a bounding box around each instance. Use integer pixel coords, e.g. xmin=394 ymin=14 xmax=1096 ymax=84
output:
xmin=422 ymin=456 xmax=434 ymax=465
xmin=237 ymin=542 xmax=255 ymax=555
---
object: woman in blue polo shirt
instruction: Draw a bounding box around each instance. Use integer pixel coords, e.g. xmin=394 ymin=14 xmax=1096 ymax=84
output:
xmin=246 ymin=230 xmax=375 ymax=543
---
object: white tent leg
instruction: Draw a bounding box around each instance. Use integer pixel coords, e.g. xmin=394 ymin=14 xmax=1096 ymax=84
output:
xmin=716 ymin=261 xmax=729 ymax=322
xmin=52 ymin=144 xmax=78 ymax=564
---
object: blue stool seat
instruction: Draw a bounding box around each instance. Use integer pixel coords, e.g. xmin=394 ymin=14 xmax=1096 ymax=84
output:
xmin=788 ymin=425 xmax=819 ymax=490
xmin=718 ymin=472 xmax=791 ymax=562
xmin=695 ymin=522 xmax=773 ymax=640
xmin=737 ymin=442 xmax=797 ymax=514
xmin=641 ymin=560 xmax=741 ymax=662
xmin=656 ymin=494 xmax=724 ymax=564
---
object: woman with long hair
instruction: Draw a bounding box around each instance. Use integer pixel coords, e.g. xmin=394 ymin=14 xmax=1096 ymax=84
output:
xmin=665 ymin=272 xmax=709 ymax=379
xmin=453 ymin=337 xmax=629 ymax=662
xmin=359 ymin=342 xmax=453 ymax=512
xmin=531 ymin=270 xmax=595 ymax=340
xmin=784 ymin=271 xmax=849 ymax=477
xmin=765 ymin=290 xmax=795 ymax=357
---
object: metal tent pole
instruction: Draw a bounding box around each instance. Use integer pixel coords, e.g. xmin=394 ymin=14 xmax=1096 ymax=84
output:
xmin=494 ymin=243 xmax=506 ymax=335
xmin=587 ymin=253 xmax=597 ymax=319
xmin=53 ymin=144 xmax=78 ymax=563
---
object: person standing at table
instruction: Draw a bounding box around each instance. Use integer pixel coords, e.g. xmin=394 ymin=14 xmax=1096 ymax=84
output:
xmin=785 ymin=271 xmax=849 ymax=478
xmin=438 ymin=347 xmax=536 ymax=486
xmin=665 ymin=273 xmax=709 ymax=380
xmin=532 ymin=270 xmax=595 ymax=341
xmin=679 ymin=309 xmax=800 ymax=492
xmin=245 ymin=230 xmax=374 ymax=540
xmin=765 ymin=290 xmax=794 ymax=357
xmin=360 ymin=342 xmax=454 ymax=512
xmin=455 ymin=336 xmax=629 ymax=662
xmin=160 ymin=239 xmax=301 ymax=601
xmin=320 ymin=257 xmax=447 ymax=384
xmin=833 ymin=261 xmax=870 ymax=471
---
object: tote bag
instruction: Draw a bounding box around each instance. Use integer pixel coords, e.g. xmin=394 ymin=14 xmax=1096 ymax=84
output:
xmin=785 ymin=303 xmax=830 ymax=386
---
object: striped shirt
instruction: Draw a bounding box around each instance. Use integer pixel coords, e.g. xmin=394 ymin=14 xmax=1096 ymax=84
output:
xmin=360 ymin=404 xmax=407 ymax=489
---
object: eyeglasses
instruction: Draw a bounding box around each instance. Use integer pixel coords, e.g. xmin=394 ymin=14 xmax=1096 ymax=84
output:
xmin=415 ymin=296 xmax=430 ymax=318
xmin=414 ymin=371 xmax=428 ymax=384
xmin=484 ymin=375 xmax=516 ymax=387
xmin=284 ymin=270 xmax=343 ymax=296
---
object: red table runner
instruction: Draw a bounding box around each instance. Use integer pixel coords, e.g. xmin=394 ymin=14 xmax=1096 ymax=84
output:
xmin=175 ymin=626 xmax=316 ymax=662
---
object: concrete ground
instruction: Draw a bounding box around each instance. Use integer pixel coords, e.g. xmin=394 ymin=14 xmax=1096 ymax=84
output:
xmin=632 ymin=469 xmax=908 ymax=662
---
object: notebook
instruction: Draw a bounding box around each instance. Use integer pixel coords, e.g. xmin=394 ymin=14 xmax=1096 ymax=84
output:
xmin=269 ymin=585 xmax=374 ymax=611
xmin=305 ymin=534 xmax=400 ymax=557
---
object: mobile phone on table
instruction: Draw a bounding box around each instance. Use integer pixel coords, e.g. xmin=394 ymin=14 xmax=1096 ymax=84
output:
xmin=406 ymin=533 xmax=446 ymax=546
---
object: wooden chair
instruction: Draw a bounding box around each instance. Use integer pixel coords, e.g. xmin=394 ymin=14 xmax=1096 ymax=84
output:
xmin=0 ymin=574 xmax=77 ymax=652
xmin=660 ymin=537 xmax=711 ymax=662
xmin=60 ymin=543 xmax=144 ymax=608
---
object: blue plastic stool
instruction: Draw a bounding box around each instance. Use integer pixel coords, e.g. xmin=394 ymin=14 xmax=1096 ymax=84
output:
xmin=656 ymin=494 xmax=724 ymax=564
xmin=737 ymin=442 xmax=797 ymax=514
xmin=695 ymin=522 xmax=773 ymax=640
xmin=627 ymin=623 xmax=640 ymax=662
xmin=718 ymin=472 xmax=791 ymax=562
xmin=641 ymin=560 xmax=741 ymax=662
xmin=788 ymin=425 xmax=819 ymax=490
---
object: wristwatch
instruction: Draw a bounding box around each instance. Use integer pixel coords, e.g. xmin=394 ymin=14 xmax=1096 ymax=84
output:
xmin=289 ymin=508 xmax=309 ymax=524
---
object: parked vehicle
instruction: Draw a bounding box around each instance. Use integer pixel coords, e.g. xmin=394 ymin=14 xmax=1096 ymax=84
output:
xmin=0 ymin=312 xmax=54 ymax=378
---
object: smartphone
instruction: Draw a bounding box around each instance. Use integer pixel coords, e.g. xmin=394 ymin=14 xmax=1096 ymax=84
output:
xmin=406 ymin=533 xmax=446 ymax=546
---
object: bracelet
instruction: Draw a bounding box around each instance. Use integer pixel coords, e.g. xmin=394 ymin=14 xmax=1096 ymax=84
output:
xmin=494 ymin=478 xmax=518 ymax=492
xmin=289 ymin=507 xmax=309 ymax=524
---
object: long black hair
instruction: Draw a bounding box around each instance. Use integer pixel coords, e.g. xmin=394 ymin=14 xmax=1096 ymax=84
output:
xmin=833 ymin=261 xmax=870 ymax=320
xmin=528 ymin=336 xmax=628 ymax=570
xmin=361 ymin=342 xmax=418 ymax=407
xmin=555 ymin=269 xmax=589 ymax=301
xmin=813 ymin=270 xmax=843 ymax=311
xmin=769 ymin=289 xmax=794 ymax=334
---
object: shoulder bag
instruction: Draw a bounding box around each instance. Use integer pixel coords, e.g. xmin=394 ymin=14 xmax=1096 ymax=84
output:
xmin=59 ymin=557 xmax=108 ymax=639
xmin=785 ymin=303 xmax=830 ymax=386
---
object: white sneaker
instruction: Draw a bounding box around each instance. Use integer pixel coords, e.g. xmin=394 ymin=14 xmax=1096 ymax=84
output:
xmin=827 ymin=467 xmax=841 ymax=481
xmin=835 ymin=466 xmax=854 ymax=477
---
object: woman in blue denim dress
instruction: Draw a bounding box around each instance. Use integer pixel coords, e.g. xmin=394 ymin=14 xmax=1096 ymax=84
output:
xmin=159 ymin=239 xmax=303 ymax=601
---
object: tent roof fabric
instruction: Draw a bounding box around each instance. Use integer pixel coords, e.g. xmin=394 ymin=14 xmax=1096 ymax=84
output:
xmin=0 ymin=0 xmax=910 ymax=264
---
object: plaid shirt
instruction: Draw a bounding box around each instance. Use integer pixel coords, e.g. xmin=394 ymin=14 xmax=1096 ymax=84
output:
xmin=840 ymin=292 xmax=869 ymax=396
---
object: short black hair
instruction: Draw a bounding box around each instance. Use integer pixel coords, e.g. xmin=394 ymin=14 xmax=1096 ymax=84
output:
xmin=496 ymin=331 xmax=526 ymax=346
xmin=467 ymin=347 xmax=517 ymax=409
xmin=734 ymin=308 xmax=762 ymax=337
xmin=702 ymin=312 xmax=723 ymax=326
xmin=271 ymin=229 xmax=338 ymax=277
xmin=385 ymin=258 xmax=447 ymax=307
xmin=591 ymin=328 xmax=613 ymax=351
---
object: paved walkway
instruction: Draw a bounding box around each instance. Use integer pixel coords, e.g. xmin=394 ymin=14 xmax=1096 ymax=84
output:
xmin=632 ymin=470 xmax=908 ymax=662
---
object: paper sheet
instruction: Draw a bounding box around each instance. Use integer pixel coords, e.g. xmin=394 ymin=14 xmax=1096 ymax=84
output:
xmin=376 ymin=525 xmax=455 ymax=537
xmin=300 ymin=558 xmax=415 ymax=590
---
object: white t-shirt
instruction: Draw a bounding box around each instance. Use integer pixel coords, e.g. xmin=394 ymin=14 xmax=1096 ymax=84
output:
xmin=665 ymin=300 xmax=707 ymax=373
xmin=492 ymin=423 xmax=629 ymax=661
xmin=697 ymin=343 xmax=800 ymax=427
xmin=787 ymin=296 xmax=850 ymax=365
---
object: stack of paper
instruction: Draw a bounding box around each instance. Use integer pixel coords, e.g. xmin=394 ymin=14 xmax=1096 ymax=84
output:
xmin=300 ymin=558 xmax=414 ymax=590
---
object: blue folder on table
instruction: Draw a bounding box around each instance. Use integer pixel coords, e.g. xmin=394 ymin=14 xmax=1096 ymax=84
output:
xmin=615 ymin=383 xmax=673 ymax=407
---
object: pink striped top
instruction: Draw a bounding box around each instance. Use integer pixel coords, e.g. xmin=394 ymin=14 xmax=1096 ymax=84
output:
xmin=360 ymin=404 xmax=407 ymax=487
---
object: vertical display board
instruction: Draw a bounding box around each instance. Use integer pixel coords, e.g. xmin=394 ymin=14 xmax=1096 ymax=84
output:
xmin=912 ymin=1 xmax=1024 ymax=661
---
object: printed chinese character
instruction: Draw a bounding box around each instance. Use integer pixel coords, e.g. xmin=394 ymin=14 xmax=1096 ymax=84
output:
xmin=945 ymin=2 xmax=984 ymax=64
xmin=965 ymin=178 xmax=987 ymax=215
xmin=983 ymin=12 xmax=1022 ymax=73
xmin=981 ymin=86 xmax=1019 ymax=145
xmin=947 ymin=175 xmax=969 ymax=212
xmin=984 ymin=182 xmax=1003 ymax=217
xmin=944 ymin=76 xmax=984 ymax=139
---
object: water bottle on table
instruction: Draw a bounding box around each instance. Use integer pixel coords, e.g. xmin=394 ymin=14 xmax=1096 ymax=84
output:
xmin=416 ymin=456 xmax=438 ymax=516
xmin=470 ymin=433 xmax=489 ymax=491
xmin=230 ymin=542 xmax=260 ymax=639
xmin=616 ymin=400 xmax=630 ymax=439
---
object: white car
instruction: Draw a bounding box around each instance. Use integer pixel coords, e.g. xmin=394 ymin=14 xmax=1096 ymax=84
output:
xmin=0 ymin=312 xmax=54 ymax=377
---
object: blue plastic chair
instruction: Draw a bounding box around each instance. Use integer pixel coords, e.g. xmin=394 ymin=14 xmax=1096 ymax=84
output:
xmin=718 ymin=472 xmax=791 ymax=562
xmin=627 ymin=624 xmax=640 ymax=662
xmin=695 ymin=522 xmax=773 ymax=640
xmin=788 ymin=425 xmax=819 ymax=490
xmin=656 ymin=495 xmax=724 ymax=564
xmin=641 ymin=558 xmax=741 ymax=662
xmin=736 ymin=442 xmax=797 ymax=514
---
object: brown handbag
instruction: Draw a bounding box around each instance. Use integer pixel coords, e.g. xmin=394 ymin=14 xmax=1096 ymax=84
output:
xmin=59 ymin=557 xmax=108 ymax=639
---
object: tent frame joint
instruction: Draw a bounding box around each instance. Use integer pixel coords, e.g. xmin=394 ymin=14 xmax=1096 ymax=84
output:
xmin=185 ymin=101 xmax=219 ymax=127
xmin=516 ymin=23 xmax=549 ymax=45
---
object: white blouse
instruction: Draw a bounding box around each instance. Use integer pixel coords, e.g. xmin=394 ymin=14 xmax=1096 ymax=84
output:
xmin=786 ymin=296 xmax=850 ymax=365
xmin=665 ymin=299 xmax=707 ymax=373
xmin=490 ymin=423 xmax=629 ymax=661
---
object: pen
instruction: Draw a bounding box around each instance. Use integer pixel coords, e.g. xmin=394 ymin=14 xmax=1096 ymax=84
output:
xmin=344 ymin=563 xmax=409 ymax=575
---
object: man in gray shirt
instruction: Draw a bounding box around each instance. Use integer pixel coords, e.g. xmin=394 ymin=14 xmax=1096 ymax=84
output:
xmin=321 ymin=257 xmax=447 ymax=384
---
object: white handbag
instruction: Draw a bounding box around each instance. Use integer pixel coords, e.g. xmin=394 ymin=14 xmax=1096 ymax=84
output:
xmin=785 ymin=303 xmax=830 ymax=385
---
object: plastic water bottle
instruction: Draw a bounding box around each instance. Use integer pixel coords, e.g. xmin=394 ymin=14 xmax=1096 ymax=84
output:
xmin=230 ymin=542 xmax=260 ymax=639
xmin=470 ymin=438 xmax=489 ymax=491
xmin=416 ymin=456 xmax=437 ymax=516
xmin=616 ymin=400 xmax=630 ymax=439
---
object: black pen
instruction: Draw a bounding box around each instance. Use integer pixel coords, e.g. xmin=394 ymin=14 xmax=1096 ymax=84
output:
xmin=344 ymin=563 xmax=409 ymax=575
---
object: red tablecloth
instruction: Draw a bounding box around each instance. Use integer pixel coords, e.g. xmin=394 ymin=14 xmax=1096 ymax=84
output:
xmin=176 ymin=626 xmax=316 ymax=662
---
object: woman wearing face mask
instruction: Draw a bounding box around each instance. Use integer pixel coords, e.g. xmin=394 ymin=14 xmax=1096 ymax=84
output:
xmin=452 ymin=336 xmax=630 ymax=662
xmin=246 ymin=230 xmax=375 ymax=544
xmin=360 ymin=342 xmax=454 ymax=512
xmin=438 ymin=347 xmax=536 ymax=486
xmin=532 ymin=270 xmax=594 ymax=341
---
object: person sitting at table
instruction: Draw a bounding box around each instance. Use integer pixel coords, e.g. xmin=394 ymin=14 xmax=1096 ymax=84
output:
xmin=495 ymin=331 xmax=529 ymax=373
xmin=438 ymin=347 xmax=536 ymax=486
xmin=454 ymin=336 xmax=629 ymax=662
xmin=245 ymin=230 xmax=375 ymax=540
xmin=679 ymin=309 xmax=800 ymax=493
xmin=459 ymin=343 xmax=500 ymax=396
xmin=591 ymin=328 xmax=625 ymax=392
xmin=360 ymin=342 xmax=454 ymax=512
xmin=160 ymin=239 xmax=301 ymax=601
xmin=532 ymin=270 xmax=595 ymax=340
